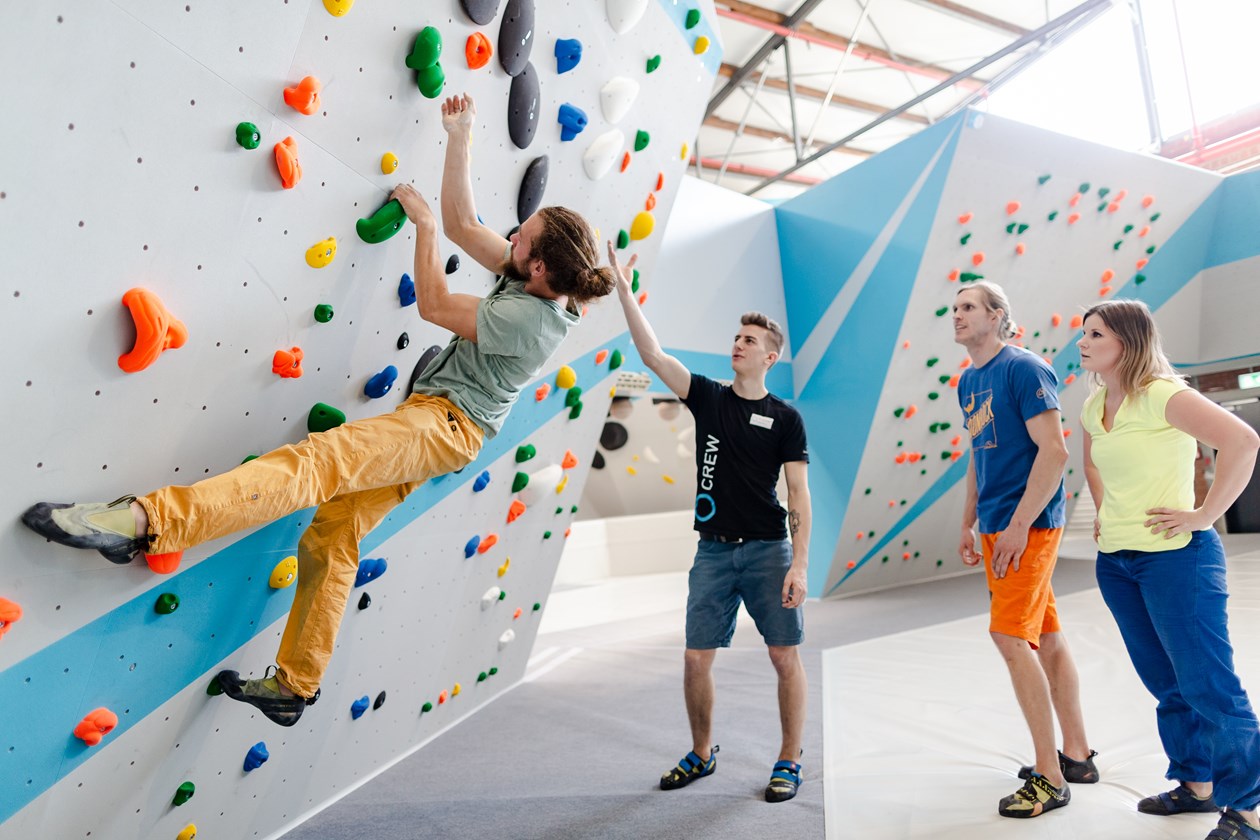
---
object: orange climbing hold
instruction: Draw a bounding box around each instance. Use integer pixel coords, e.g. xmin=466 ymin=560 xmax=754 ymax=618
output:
xmin=846 ymin=560 xmax=856 ymax=569
xmin=1136 ymin=258 xmax=1149 ymax=270
xmin=1141 ymin=195 xmax=1155 ymax=208
xmin=1005 ymin=201 xmax=1020 ymax=216
xmin=465 ymin=32 xmax=492 ymax=69
xmin=272 ymin=347 xmax=303 ymax=378
xmin=513 ymin=607 xmax=522 ymax=619
xmin=971 ymin=252 xmax=985 ymax=267
xmin=902 ymin=340 xmax=911 ymax=349
xmin=561 ymin=450 xmax=578 ymax=469
xmin=951 ymin=451 xmax=963 ymax=462
xmin=595 ymin=350 xmax=609 ymax=365
xmin=74 ymin=708 xmax=118 ymax=746
xmin=1063 ymin=428 xmax=1073 ymax=438
xmin=145 ymin=551 xmax=183 ymax=574
xmin=856 ymin=531 xmax=864 ymax=540
xmin=1115 ymin=189 xmax=1128 ymax=201
xmin=655 ymin=172 xmax=665 ymax=191
xmin=949 ymin=374 xmax=960 ymax=388
xmin=904 ymin=404 xmax=918 ymax=419
xmin=907 ymin=452 xmax=922 ymax=463
xmin=620 ymin=151 xmax=631 ymax=173
xmin=118 ymin=288 xmax=188 ymax=373
xmin=535 ymin=383 xmax=551 ymax=401
xmin=1015 ymin=243 xmax=1026 ymax=256
xmin=947 ymin=268 xmax=960 ymax=282
xmin=1070 ymin=314 xmax=1083 ymax=329
xmin=902 ymin=552 xmax=911 ymax=560
xmin=638 ymin=291 xmax=648 ymax=305
xmin=645 ymin=193 xmax=657 ymax=212
xmin=274 ymin=136 xmax=302 ymax=189
xmin=959 ymin=357 xmax=971 ymax=369
xmin=1139 ymin=225 xmax=1150 ymax=237
xmin=1067 ymin=212 xmax=1080 ymax=225
xmin=506 ymin=500 xmax=526 ymax=523
xmin=1069 ymin=193 xmax=1081 ymax=208
xmin=0 ymin=597 xmax=22 ymax=639
xmin=1051 ymin=314 xmax=1062 ymax=327
xmin=1101 ymin=269 xmax=1115 ymax=284
xmin=1065 ymin=373 xmax=1077 ymax=385
xmin=477 ymin=534 xmax=498 ymax=554
xmin=564 ymin=527 xmax=571 ymax=538
xmin=950 ymin=435 xmax=961 ymax=446
xmin=283 ymin=76 xmax=322 ymax=115
xmin=957 ymin=212 xmax=973 ymax=224
xmin=438 ymin=691 xmax=447 ymax=705
xmin=1099 ymin=286 xmax=1112 ymax=296
xmin=888 ymin=500 xmax=896 ymax=508
xmin=895 ymin=452 xmax=908 ymax=465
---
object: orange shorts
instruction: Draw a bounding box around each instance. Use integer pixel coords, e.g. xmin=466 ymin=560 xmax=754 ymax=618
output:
xmin=981 ymin=527 xmax=1063 ymax=648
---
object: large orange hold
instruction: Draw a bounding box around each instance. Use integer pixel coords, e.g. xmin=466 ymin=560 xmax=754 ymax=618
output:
xmin=477 ymin=534 xmax=498 ymax=554
xmin=274 ymin=136 xmax=302 ymax=189
xmin=465 ymin=32 xmax=492 ymax=69
xmin=74 ymin=708 xmax=118 ymax=746
xmin=506 ymin=500 xmax=526 ymax=523
xmin=145 ymin=551 xmax=183 ymax=574
xmin=283 ymin=76 xmax=322 ymax=115
xmin=272 ymin=347 xmax=303 ymax=378
xmin=0 ymin=597 xmax=22 ymax=639
xmin=118 ymin=288 xmax=188 ymax=373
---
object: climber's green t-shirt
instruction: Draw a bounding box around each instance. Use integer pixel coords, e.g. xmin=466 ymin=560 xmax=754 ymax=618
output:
xmin=411 ymin=273 xmax=577 ymax=439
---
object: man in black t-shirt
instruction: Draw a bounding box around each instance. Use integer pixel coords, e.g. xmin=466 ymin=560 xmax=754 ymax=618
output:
xmin=609 ymin=245 xmax=812 ymax=804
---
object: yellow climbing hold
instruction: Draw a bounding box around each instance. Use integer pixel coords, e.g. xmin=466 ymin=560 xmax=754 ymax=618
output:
xmin=556 ymin=365 xmax=577 ymax=389
xmin=626 ymin=466 xmax=638 ymax=476
xmin=177 ymin=826 xmax=198 ymax=840
xmin=305 ymin=236 xmax=337 ymax=268
xmin=497 ymin=558 xmax=510 ymax=578
xmin=381 ymin=152 xmax=399 ymax=174
xmin=556 ymin=474 xmax=569 ymax=494
xmin=630 ymin=211 xmax=656 ymax=241
xmin=680 ymin=142 xmax=689 ymax=160
xmin=452 ymin=682 xmax=462 ymax=696
xmin=693 ymin=36 xmax=710 ymax=55
xmin=323 ymin=0 xmax=354 ymax=15
xmin=609 ymin=386 xmax=617 ymax=397
xmin=662 ymin=475 xmax=675 ymax=484
xmin=269 ymin=556 xmax=298 ymax=589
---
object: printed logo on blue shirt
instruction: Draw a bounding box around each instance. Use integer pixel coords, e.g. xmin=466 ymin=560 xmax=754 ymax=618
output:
xmin=964 ymin=390 xmax=997 ymax=450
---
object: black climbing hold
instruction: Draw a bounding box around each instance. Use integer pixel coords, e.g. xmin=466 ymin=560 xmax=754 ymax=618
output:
xmin=358 ymin=592 xmax=371 ymax=610
xmin=307 ymin=687 xmax=321 ymax=706
xmin=508 ymin=61 xmax=540 ymax=150
xmin=461 ymin=0 xmax=501 ymax=25
xmin=397 ymin=332 xmax=409 ymax=350
xmin=517 ymin=155 xmax=548 ymax=223
xmin=600 ymin=421 xmax=628 ymax=451
xmin=498 ymin=0 xmax=535 ymax=77
xmin=446 ymin=254 xmax=460 ymax=274
xmin=407 ymin=344 xmax=444 ymax=393
xmin=374 ymin=691 xmax=386 ymax=710
xmin=592 ymin=450 xmax=606 ymax=469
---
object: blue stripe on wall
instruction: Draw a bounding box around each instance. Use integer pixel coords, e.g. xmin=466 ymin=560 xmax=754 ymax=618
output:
xmin=0 ymin=344 xmax=620 ymax=824
xmin=1206 ymin=169 xmax=1260 ymax=269
xmin=787 ymin=121 xmax=964 ymax=596
xmin=656 ymin=0 xmax=722 ymax=76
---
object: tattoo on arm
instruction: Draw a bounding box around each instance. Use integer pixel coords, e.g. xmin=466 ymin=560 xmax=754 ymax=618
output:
xmin=789 ymin=509 xmax=800 ymax=537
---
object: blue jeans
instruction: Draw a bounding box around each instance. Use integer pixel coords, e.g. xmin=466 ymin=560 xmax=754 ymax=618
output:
xmin=1096 ymin=529 xmax=1260 ymax=810
xmin=685 ymin=538 xmax=804 ymax=649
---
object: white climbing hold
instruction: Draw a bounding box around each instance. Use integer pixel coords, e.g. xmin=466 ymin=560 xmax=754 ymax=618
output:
xmin=600 ymin=77 xmax=639 ymax=124
xmin=498 ymin=628 xmax=516 ymax=649
xmin=606 ymin=0 xmax=648 ymax=34
xmin=583 ymin=129 xmax=624 ymax=180
xmin=520 ymin=463 xmax=563 ymax=505
xmin=481 ymin=586 xmax=502 ymax=609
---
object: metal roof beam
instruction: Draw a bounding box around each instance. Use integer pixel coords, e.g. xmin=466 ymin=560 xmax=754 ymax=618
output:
xmin=717 ymin=63 xmax=931 ymax=125
xmin=902 ymin=0 xmax=1031 ymax=37
xmin=703 ymin=115 xmax=874 ymax=158
xmin=706 ymin=0 xmax=828 ymax=119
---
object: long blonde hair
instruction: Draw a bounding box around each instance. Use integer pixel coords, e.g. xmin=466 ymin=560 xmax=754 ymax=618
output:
xmin=1081 ymin=299 xmax=1182 ymax=396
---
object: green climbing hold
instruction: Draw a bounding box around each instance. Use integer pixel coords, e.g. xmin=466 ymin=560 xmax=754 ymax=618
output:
xmin=569 ymin=401 xmax=583 ymax=419
xmin=935 ymin=306 xmax=949 ymax=317
xmin=1038 ymin=174 xmax=1051 ymax=185
xmin=617 ymin=229 xmax=629 ymax=249
xmin=172 ymin=782 xmax=195 ymax=807
xmin=928 ymin=392 xmax=940 ymax=400
xmin=900 ymin=499 xmax=907 ymax=505
xmin=896 ymin=440 xmax=903 ymax=448
xmin=570 ymin=505 xmax=578 ymax=514
xmin=926 ymin=357 xmax=939 ymax=367
xmin=893 ymin=407 xmax=905 ymax=418
xmin=533 ymin=602 xmax=541 ymax=611
xmin=929 ymin=422 xmax=940 ymax=433
xmin=938 ymin=374 xmax=950 ymax=384
xmin=512 ymin=472 xmax=529 ymax=493
xmin=1098 ymin=201 xmax=1108 ymax=212
xmin=1005 ymin=222 xmax=1016 ymax=234
xmin=515 ymin=444 xmax=536 ymax=463
xmin=1123 ymin=224 xmax=1134 ymax=234
xmin=499 ymin=591 xmax=507 ymax=601
xmin=631 ymin=275 xmax=640 ymax=293
xmin=961 ymin=233 xmax=972 ymax=245
xmin=477 ymin=672 xmax=488 ymax=682
xmin=405 ymin=27 xmax=442 ymax=70
xmin=1033 ymin=331 xmax=1041 ymax=338
xmin=1067 ymin=361 xmax=1076 ymax=370
xmin=685 ymin=8 xmax=701 ymax=28
xmin=959 ymin=272 xmax=984 ymax=283
xmin=1098 ymin=187 xmax=1110 ymax=198
xmin=940 ymin=421 xmax=951 ymax=430
xmin=881 ymin=556 xmax=889 ymax=563
xmin=206 ymin=675 xmax=224 ymax=696
xmin=634 ymin=130 xmax=649 ymax=152
xmin=555 ymin=506 xmax=563 ymax=515
xmin=564 ymin=387 xmax=583 ymax=407
xmin=1079 ymin=182 xmax=1091 ymax=193
xmin=1150 ymin=212 xmax=1161 ymax=222
xmin=1135 ymin=274 xmax=1147 ymax=285
xmin=543 ymin=530 xmax=552 ymax=539
xmin=314 ymin=303 xmax=334 ymax=322
xmin=609 ymin=349 xmax=623 ymax=370
xmin=242 ymin=454 xmax=259 ymax=464
xmin=864 ymin=487 xmax=871 ymax=495
xmin=1113 ymin=240 xmax=1123 ymax=251
xmin=235 ymin=122 xmax=261 ymax=149
xmin=155 ymin=593 xmax=180 ymax=615
xmin=1146 ymin=245 xmax=1156 ymax=254
xmin=936 ymin=559 xmax=943 ymax=567
xmin=1017 ymin=223 xmax=1029 ymax=234
xmin=489 ymin=667 xmax=499 ymax=676
xmin=356 ymin=199 xmax=409 ymax=244
xmin=941 ymin=451 xmax=952 ymax=460
xmin=422 ymin=701 xmax=433 ymax=712
xmin=1048 ymin=210 xmax=1059 ymax=221
xmin=308 ymin=402 xmax=347 ymax=434
xmin=646 ymin=54 xmax=661 ymax=73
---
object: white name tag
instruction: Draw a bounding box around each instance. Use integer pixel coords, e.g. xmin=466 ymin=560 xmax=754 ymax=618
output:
xmin=749 ymin=413 xmax=774 ymax=429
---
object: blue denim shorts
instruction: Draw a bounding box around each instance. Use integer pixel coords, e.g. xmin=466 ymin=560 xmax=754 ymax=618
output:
xmin=685 ymin=538 xmax=804 ymax=649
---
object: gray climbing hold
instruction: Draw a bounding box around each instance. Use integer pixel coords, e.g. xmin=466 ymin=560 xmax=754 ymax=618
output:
xmin=460 ymin=0 xmax=501 ymax=25
xmin=517 ymin=156 xmax=548 ymax=223
xmin=497 ymin=0 xmax=535 ymax=77
xmin=407 ymin=345 xmax=444 ymax=393
xmin=508 ymin=61 xmax=540 ymax=150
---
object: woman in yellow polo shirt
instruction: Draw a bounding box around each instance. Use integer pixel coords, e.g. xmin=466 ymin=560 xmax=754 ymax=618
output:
xmin=1079 ymin=299 xmax=1260 ymax=840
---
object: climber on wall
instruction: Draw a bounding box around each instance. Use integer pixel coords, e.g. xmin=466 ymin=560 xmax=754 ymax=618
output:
xmin=608 ymin=245 xmax=813 ymax=804
xmin=21 ymin=93 xmax=616 ymax=727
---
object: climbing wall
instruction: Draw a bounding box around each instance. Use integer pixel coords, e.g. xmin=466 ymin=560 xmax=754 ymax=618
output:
xmin=775 ymin=110 xmax=1256 ymax=598
xmin=0 ymin=1 xmax=720 ymax=838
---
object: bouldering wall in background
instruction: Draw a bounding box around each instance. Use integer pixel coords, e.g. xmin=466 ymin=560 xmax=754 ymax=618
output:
xmin=0 ymin=1 xmax=720 ymax=838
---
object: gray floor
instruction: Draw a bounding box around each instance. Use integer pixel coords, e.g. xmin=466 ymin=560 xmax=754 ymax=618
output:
xmin=281 ymin=557 xmax=1101 ymax=840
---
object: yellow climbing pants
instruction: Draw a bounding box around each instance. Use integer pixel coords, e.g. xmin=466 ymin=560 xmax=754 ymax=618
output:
xmin=136 ymin=394 xmax=484 ymax=697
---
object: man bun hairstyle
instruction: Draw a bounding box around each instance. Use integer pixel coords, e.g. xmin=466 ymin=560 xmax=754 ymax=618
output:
xmin=961 ymin=281 xmax=1018 ymax=340
xmin=740 ymin=311 xmax=785 ymax=356
xmin=533 ymin=206 xmax=616 ymax=309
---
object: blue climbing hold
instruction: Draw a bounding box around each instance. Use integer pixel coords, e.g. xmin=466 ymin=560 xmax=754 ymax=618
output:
xmin=364 ymin=365 xmax=399 ymax=399
xmin=464 ymin=535 xmax=481 ymax=558
xmin=473 ymin=470 xmax=491 ymax=492
xmin=555 ymin=38 xmax=582 ymax=74
xmin=558 ymin=103 xmax=587 ymax=141
xmin=244 ymin=742 xmax=269 ymax=772
xmin=355 ymin=557 xmax=388 ymax=587
xmin=350 ymin=696 xmax=370 ymax=720
xmin=398 ymin=273 xmax=416 ymax=307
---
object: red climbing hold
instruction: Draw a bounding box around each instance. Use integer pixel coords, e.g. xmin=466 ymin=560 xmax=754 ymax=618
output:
xmin=0 ymin=597 xmax=22 ymax=639
xmin=146 ymin=552 xmax=183 ymax=574
xmin=283 ymin=76 xmax=322 ymax=116
xmin=595 ymin=350 xmax=608 ymax=365
xmin=272 ymin=347 xmax=303 ymax=378
xmin=620 ymin=151 xmax=631 ymax=173
xmin=74 ymin=708 xmax=118 ymax=746
xmin=535 ymin=383 xmax=551 ymax=401
xmin=118 ymin=288 xmax=188 ymax=374
xmin=655 ymin=172 xmax=664 ymax=192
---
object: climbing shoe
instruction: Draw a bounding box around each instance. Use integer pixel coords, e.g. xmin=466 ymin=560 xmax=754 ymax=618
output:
xmin=1139 ymin=784 xmax=1221 ymax=815
xmin=1207 ymin=810 xmax=1260 ymax=839
xmin=1018 ymin=749 xmax=1099 ymax=784
xmin=22 ymin=495 xmax=147 ymax=563
xmin=217 ymin=667 xmax=306 ymax=727
xmin=660 ymin=745 xmax=719 ymax=790
xmin=998 ymin=773 xmax=1070 ymax=818
xmin=765 ymin=759 xmax=802 ymax=803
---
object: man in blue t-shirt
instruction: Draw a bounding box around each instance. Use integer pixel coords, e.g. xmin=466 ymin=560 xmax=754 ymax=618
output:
xmin=954 ymin=282 xmax=1098 ymax=818
xmin=609 ymin=247 xmax=812 ymax=804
